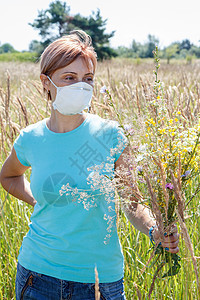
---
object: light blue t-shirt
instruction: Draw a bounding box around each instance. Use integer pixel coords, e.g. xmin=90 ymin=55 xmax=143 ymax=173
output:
xmin=14 ymin=113 xmax=127 ymax=283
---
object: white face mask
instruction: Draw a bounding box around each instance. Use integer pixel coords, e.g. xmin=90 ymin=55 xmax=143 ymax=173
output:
xmin=47 ymin=76 xmax=93 ymax=115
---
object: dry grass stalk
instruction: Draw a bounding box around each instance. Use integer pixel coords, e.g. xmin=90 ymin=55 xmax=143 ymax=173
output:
xmin=90 ymin=98 xmax=96 ymax=114
xmin=94 ymin=98 xmax=114 ymax=119
xmin=133 ymin=282 xmax=142 ymax=300
xmin=92 ymin=100 xmax=111 ymax=111
xmin=136 ymin=85 xmax=141 ymax=115
xmin=139 ymin=77 xmax=150 ymax=105
xmin=10 ymin=120 xmax=21 ymax=135
xmin=94 ymin=266 xmax=100 ymax=300
xmin=26 ymin=97 xmax=45 ymax=120
xmin=139 ymin=175 xmax=165 ymax=277
xmin=0 ymin=87 xmax=5 ymax=103
xmin=16 ymin=97 xmax=29 ymax=126
xmin=148 ymin=261 xmax=165 ymax=299
xmin=176 ymin=209 xmax=200 ymax=294
xmin=145 ymin=175 xmax=164 ymax=239
xmin=170 ymin=170 xmax=185 ymax=220
xmin=5 ymin=71 xmax=10 ymax=124
xmin=170 ymin=170 xmax=200 ymax=293
xmin=0 ymin=113 xmax=7 ymax=156
xmin=30 ymin=81 xmax=43 ymax=96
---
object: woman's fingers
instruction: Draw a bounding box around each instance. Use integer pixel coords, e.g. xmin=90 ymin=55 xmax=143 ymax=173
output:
xmin=162 ymin=238 xmax=179 ymax=248
xmin=165 ymin=246 xmax=179 ymax=254
xmin=164 ymin=232 xmax=179 ymax=242
xmin=161 ymin=232 xmax=180 ymax=253
xmin=152 ymin=225 xmax=180 ymax=253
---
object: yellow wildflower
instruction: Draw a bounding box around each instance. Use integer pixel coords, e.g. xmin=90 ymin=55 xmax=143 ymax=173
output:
xmin=149 ymin=118 xmax=156 ymax=126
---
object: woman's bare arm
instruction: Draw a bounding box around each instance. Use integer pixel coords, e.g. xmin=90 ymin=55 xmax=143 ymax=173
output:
xmin=0 ymin=148 xmax=36 ymax=207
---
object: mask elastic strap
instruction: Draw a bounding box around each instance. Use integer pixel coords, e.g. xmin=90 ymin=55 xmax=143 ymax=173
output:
xmin=47 ymin=76 xmax=58 ymax=89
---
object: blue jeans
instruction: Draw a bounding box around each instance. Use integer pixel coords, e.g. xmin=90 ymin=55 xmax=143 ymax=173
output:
xmin=15 ymin=262 xmax=126 ymax=300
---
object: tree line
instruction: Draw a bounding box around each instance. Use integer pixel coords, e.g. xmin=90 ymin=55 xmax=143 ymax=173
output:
xmin=1 ymin=0 xmax=200 ymax=62
xmin=117 ymin=36 xmax=200 ymax=63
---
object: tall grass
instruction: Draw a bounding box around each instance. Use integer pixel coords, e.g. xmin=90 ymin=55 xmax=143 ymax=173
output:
xmin=0 ymin=59 xmax=200 ymax=299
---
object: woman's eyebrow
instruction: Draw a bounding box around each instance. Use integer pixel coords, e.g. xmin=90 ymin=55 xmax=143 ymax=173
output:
xmin=61 ymin=72 xmax=94 ymax=76
xmin=85 ymin=72 xmax=94 ymax=76
xmin=61 ymin=71 xmax=77 ymax=75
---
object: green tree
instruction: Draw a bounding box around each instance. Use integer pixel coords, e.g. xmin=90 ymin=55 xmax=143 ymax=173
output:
xmin=131 ymin=40 xmax=142 ymax=58
xmin=116 ymin=46 xmax=133 ymax=58
xmin=126 ymin=35 xmax=159 ymax=58
xmin=131 ymin=39 xmax=140 ymax=53
xmin=70 ymin=10 xmax=116 ymax=60
xmin=145 ymin=34 xmax=159 ymax=58
xmin=190 ymin=45 xmax=200 ymax=58
xmin=180 ymin=39 xmax=192 ymax=51
xmin=165 ymin=43 xmax=179 ymax=64
xmin=0 ymin=43 xmax=16 ymax=53
xmin=29 ymin=0 xmax=115 ymax=60
xmin=29 ymin=1 xmax=71 ymax=42
xmin=29 ymin=40 xmax=43 ymax=53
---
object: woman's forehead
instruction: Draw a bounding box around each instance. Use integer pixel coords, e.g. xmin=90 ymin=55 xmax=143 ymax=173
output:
xmin=58 ymin=57 xmax=94 ymax=74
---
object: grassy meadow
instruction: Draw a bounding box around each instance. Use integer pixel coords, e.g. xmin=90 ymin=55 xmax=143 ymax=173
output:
xmin=0 ymin=58 xmax=200 ymax=299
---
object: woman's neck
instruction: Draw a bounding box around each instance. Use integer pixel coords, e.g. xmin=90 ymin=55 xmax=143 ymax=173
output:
xmin=47 ymin=110 xmax=87 ymax=133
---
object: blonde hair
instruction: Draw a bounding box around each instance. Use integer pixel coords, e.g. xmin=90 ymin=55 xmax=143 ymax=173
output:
xmin=40 ymin=30 xmax=97 ymax=77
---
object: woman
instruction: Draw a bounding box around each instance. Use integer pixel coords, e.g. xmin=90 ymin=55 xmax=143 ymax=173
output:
xmin=0 ymin=30 xmax=179 ymax=300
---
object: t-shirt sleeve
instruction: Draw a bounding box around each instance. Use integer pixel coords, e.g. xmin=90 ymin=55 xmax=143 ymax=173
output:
xmin=112 ymin=122 xmax=128 ymax=162
xmin=13 ymin=131 xmax=31 ymax=167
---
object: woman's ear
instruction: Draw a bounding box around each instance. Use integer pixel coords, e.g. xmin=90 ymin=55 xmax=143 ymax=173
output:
xmin=40 ymin=74 xmax=50 ymax=91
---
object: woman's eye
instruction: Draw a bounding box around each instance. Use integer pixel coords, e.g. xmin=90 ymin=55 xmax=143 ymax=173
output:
xmin=85 ymin=77 xmax=93 ymax=82
xmin=65 ymin=76 xmax=74 ymax=81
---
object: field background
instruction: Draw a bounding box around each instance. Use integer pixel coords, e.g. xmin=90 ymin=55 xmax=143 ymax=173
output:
xmin=0 ymin=58 xmax=200 ymax=299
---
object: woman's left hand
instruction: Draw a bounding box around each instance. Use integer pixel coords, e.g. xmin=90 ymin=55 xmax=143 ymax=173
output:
xmin=153 ymin=224 xmax=180 ymax=254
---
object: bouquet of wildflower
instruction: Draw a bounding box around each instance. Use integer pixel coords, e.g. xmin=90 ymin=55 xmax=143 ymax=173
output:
xmin=100 ymin=47 xmax=200 ymax=296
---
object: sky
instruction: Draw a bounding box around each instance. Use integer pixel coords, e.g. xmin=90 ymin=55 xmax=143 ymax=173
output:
xmin=0 ymin=0 xmax=200 ymax=51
